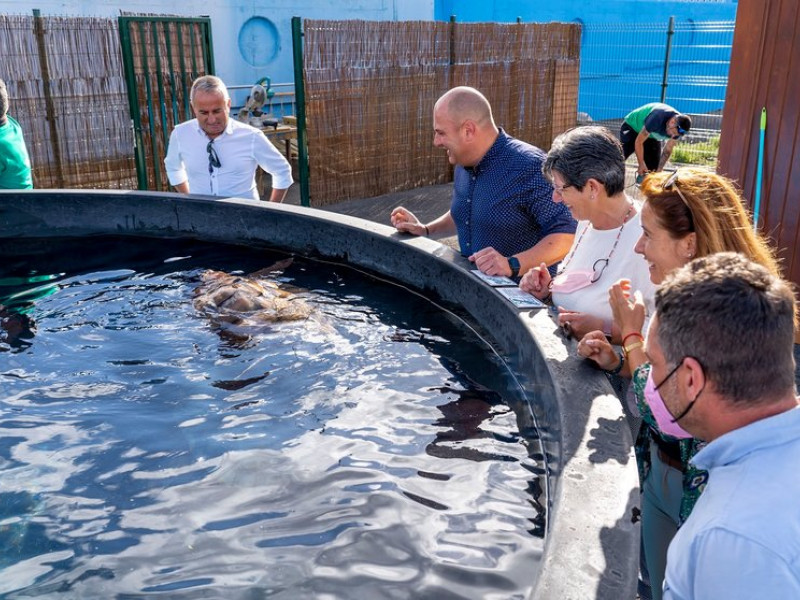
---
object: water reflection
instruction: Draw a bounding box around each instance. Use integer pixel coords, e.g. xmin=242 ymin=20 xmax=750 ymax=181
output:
xmin=0 ymin=237 xmax=546 ymax=598
xmin=0 ymin=304 xmax=36 ymax=348
xmin=427 ymin=386 xmax=518 ymax=463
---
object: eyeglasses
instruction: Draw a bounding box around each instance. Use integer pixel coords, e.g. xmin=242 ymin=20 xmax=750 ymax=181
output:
xmin=551 ymin=201 xmax=634 ymax=294
xmin=207 ymin=141 xmax=221 ymax=174
xmin=654 ymin=359 xmax=682 ymax=391
xmin=552 ymin=182 xmax=573 ymax=195
xmin=590 ymin=257 xmax=610 ymax=283
xmin=661 ymin=169 xmax=692 ymax=212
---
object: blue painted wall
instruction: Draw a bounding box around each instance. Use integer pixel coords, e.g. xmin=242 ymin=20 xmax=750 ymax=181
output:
xmin=436 ymin=1 xmax=738 ymax=122
xmin=435 ymin=0 xmax=736 ymax=24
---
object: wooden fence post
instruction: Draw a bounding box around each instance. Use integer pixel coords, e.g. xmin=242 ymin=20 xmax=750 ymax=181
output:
xmin=32 ymin=9 xmax=65 ymax=187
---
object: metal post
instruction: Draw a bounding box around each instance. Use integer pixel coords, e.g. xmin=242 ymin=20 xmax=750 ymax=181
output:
xmin=291 ymin=16 xmax=310 ymax=207
xmin=174 ymin=24 xmax=191 ymax=117
xmin=32 ymin=9 xmax=65 ymax=187
xmin=118 ymin=17 xmax=148 ymax=190
xmin=138 ymin=21 xmax=161 ymax=190
xmin=449 ymin=15 xmax=457 ymax=66
xmin=149 ymin=21 xmax=169 ymax=177
xmin=203 ymin=17 xmax=216 ymax=75
xmin=188 ymin=23 xmax=200 ymax=80
xmin=661 ymin=16 xmax=675 ymax=103
xmin=162 ymin=22 xmax=180 ymax=128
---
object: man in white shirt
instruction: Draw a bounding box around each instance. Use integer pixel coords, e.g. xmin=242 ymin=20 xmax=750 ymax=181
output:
xmin=164 ymin=75 xmax=292 ymax=202
xmin=645 ymin=252 xmax=800 ymax=600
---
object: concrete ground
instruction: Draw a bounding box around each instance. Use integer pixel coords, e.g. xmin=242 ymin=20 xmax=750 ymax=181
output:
xmin=280 ymin=162 xmax=643 ymax=236
xmin=283 ymin=183 xmax=460 ymax=251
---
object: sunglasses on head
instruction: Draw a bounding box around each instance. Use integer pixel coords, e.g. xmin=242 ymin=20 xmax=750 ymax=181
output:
xmin=661 ymin=169 xmax=693 ymax=215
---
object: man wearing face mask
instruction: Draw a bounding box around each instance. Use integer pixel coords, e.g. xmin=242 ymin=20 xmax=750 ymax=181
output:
xmin=646 ymin=252 xmax=800 ymax=600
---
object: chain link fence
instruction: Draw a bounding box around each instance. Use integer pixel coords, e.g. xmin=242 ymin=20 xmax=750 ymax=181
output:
xmin=579 ymin=18 xmax=735 ymax=171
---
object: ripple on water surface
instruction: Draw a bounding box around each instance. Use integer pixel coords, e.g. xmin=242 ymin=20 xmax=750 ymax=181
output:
xmin=0 ymin=237 xmax=546 ymax=598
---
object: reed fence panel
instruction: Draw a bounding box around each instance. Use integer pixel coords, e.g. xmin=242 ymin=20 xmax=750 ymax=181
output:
xmin=1 ymin=14 xmax=136 ymax=190
xmin=301 ymin=19 xmax=581 ymax=207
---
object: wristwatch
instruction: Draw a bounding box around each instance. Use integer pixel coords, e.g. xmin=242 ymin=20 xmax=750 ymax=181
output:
xmin=507 ymin=256 xmax=521 ymax=279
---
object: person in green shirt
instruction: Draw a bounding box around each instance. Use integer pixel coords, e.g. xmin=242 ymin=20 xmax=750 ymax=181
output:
xmin=620 ymin=102 xmax=691 ymax=178
xmin=0 ymin=78 xmax=33 ymax=189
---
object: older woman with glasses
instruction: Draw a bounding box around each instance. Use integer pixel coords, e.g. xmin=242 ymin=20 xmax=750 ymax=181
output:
xmin=519 ymin=126 xmax=656 ymax=343
xmin=577 ymin=166 xmax=782 ymax=600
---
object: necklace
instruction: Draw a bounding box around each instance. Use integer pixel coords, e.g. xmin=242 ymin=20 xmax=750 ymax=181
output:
xmin=558 ymin=200 xmax=635 ymax=274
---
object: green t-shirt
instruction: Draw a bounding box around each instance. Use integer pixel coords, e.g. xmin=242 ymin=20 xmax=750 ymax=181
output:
xmin=623 ymin=102 xmax=679 ymax=142
xmin=0 ymin=115 xmax=33 ymax=189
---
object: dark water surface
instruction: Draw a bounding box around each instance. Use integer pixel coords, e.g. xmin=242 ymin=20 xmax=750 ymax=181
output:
xmin=0 ymin=237 xmax=545 ymax=599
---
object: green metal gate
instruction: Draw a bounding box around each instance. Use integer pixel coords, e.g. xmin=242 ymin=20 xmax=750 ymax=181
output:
xmin=118 ymin=16 xmax=215 ymax=191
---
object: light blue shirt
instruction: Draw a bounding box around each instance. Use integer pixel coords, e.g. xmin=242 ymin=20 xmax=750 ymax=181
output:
xmin=663 ymin=405 xmax=800 ymax=599
xmin=164 ymin=118 xmax=292 ymax=201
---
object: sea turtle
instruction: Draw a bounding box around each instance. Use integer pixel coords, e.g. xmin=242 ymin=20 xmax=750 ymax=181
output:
xmin=193 ymin=259 xmax=314 ymax=330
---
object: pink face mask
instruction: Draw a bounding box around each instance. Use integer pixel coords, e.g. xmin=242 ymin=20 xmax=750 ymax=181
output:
xmin=643 ymin=368 xmax=693 ymax=439
xmin=551 ymin=257 xmax=612 ymax=294
xmin=549 ymin=270 xmax=595 ymax=294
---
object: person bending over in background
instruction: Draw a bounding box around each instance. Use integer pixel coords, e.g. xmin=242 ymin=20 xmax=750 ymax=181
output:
xmin=619 ymin=102 xmax=691 ymax=178
xmin=164 ymin=75 xmax=292 ymax=202
xmin=391 ymin=86 xmax=576 ymax=279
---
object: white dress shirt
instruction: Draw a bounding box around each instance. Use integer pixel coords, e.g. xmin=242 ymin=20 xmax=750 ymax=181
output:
xmin=164 ymin=118 xmax=292 ymax=200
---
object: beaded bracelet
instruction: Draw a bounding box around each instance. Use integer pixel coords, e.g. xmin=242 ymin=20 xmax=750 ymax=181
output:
xmin=604 ymin=351 xmax=625 ymax=375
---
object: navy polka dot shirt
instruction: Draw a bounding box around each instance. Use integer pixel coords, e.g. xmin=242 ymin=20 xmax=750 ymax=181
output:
xmin=450 ymin=129 xmax=576 ymax=264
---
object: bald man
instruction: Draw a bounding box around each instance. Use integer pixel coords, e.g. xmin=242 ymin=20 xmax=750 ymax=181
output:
xmin=391 ymin=86 xmax=575 ymax=278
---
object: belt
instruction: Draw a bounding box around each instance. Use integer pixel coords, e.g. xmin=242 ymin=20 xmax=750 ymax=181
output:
xmin=657 ymin=447 xmax=685 ymax=472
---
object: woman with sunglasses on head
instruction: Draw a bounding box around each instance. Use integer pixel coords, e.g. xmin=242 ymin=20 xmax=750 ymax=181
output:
xmin=519 ymin=125 xmax=656 ymax=343
xmin=578 ymin=166 xmax=781 ymax=600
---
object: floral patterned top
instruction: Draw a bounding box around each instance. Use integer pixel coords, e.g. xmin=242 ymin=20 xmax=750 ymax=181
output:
xmin=632 ymin=362 xmax=709 ymax=524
